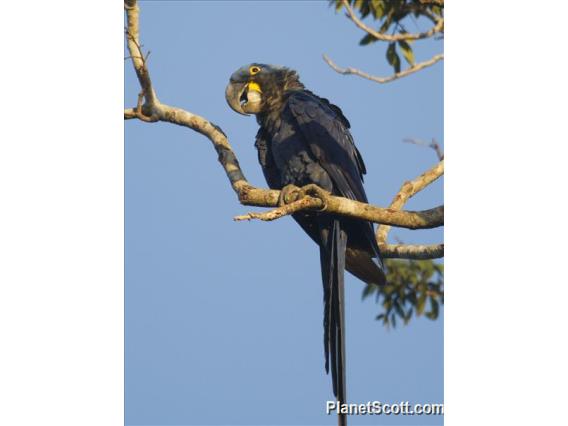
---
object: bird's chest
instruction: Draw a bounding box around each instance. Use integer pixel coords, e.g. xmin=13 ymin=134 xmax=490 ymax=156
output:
xmin=269 ymin=121 xmax=331 ymax=190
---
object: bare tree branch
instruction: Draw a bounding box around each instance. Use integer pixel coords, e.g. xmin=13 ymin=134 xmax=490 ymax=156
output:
xmin=377 ymin=160 xmax=444 ymax=244
xmin=403 ymin=138 xmax=444 ymax=161
xmin=380 ymin=243 xmax=444 ymax=259
xmin=341 ymin=0 xmax=444 ymax=43
xmin=124 ymin=108 xmax=137 ymax=120
xmin=234 ymin=197 xmax=323 ymax=222
xmin=236 ymin=188 xmax=443 ymax=230
xmin=323 ymin=53 xmax=443 ymax=85
xmin=418 ymin=0 xmax=444 ymax=6
xmin=124 ymin=0 xmax=444 ymax=261
xmin=124 ymin=1 xmax=158 ymax=112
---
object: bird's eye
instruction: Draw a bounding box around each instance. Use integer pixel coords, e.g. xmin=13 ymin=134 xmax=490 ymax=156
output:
xmin=249 ymin=66 xmax=261 ymax=75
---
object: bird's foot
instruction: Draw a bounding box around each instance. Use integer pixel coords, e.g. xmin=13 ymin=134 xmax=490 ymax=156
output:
xmin=298 ymin=184 xmax=326 ymax=200
xmin=279 ymin=184 xmax=329 ymax=211
xmin=279 ymin=184 xmax=302 ymax=206
xmin=299 ymin=184 xmax=329 ymax=210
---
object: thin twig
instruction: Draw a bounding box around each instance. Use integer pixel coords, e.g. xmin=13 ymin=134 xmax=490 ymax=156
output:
xmin=403 ymin=138 xmax=444 ymax=161
xmin=234 ymin=197 xmax=323 ymax=222
xmin=323 ymin=53 xmax=443 ymax=85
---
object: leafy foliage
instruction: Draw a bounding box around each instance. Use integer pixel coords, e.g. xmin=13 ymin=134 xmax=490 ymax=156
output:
xmin=362 ymin=259 xmax=444 ymax=328
xmin=331 ymin=0 xmax=443 ymax=73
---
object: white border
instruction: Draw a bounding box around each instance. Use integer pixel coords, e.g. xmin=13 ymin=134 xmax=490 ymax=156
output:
xmin=0 ymin=3 xmax=123 ymax=425
xmin=446 ymin=1 xmax=568 ymax=425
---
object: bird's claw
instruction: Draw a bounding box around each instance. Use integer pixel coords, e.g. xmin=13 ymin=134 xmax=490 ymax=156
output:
xmin=279 ymin=184 xmax=301 ymax=206
xmin=298 ymin=184 xmax=325 ymax=200
xmin=299 ymin=184 xmax=329 ymax=211
xmin=279 ymin=183 xmax=328 ymax=211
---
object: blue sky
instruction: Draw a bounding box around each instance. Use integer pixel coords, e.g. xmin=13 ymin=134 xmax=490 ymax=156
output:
xmin=125 ymin=1 xmax=443 ymax=425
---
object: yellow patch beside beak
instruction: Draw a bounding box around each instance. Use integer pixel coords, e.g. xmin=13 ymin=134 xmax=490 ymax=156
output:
xmin=247 ymin=81 xmax=262 ymax=93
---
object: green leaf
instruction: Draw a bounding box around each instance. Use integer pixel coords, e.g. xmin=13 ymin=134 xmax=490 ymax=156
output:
xmin=365 ymin=259 xmax=443 ymax=328
xmin=359 ymin=33 xmax=377 ymax=46
xmin=354 ymin=0 xmax=365 ymax=13
xmin=434 ymin=263 xmax=444 ymax=275
xmin=379 ymin=18 xmax=392 ymax=33
xmin=404 ymin=308 xmax=413 ymax=325
xmin=370 ymin=0 xmax=384 ymax=19
xmin=362 ymin=284 xmax=376 ymax=300
xmin=394 ymin=299 xmax=405 ymax=319
xmin=386 ymin=43 xmax=395 ymax=65
xmin=416 ymin=291 xmax=427 ymax=316
xmin=387 ymin=43 xmax=400 ymax=73
xmin=426 ymin=298 xmax=440 ymax=320
xmin=393 ymin=54 xmax=401 ymax=73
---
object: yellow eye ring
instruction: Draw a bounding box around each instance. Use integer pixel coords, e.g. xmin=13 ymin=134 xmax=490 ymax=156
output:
xmin=249 ymin=66 xmax=261 ymax=75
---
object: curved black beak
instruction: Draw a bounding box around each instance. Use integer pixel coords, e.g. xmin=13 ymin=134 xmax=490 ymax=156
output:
xmin=225 ymin=81 xmax=248 ymax=116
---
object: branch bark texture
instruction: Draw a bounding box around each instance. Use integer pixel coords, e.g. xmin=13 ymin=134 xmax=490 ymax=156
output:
xmin=380 ymin=243 xmax=444 ymax=260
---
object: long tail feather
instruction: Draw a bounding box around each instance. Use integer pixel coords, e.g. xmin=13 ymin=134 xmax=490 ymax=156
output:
xmin=320 ymin=219 xmax=348 ymax=426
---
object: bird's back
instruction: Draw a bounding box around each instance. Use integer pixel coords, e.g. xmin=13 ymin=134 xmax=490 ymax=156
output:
xmin=255 ymin=90 xmax=385 ymax=286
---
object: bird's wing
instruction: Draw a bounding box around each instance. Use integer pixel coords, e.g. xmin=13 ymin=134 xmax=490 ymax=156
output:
xmin=287 ymin=90 xmax=385 ymax=273
xmin=287 ymin=90 xmax=368 ymax=203
xmin=254 ymin=127 xmax=282 ymax=190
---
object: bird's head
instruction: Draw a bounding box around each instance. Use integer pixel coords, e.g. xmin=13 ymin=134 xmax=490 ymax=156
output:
xmin=225 ymin=63 xmax=303 ymax=116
